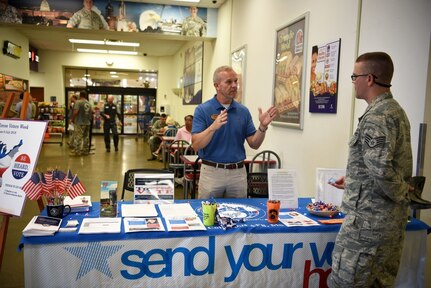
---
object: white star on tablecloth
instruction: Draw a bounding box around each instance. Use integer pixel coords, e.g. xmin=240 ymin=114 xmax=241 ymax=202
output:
xmin=64 ymin=241 xmax=123 ymax=280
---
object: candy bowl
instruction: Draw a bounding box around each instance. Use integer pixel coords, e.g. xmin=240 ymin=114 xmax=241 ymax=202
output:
xmin=306 ymin=201 xmax=340 ymax=218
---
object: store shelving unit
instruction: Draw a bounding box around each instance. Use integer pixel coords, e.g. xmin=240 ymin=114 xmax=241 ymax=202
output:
xmin=38 ymin=102 xmax=65 ymax=146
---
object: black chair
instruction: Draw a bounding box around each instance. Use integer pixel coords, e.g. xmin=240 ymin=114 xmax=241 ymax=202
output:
xmin=167 ymin=140 xmax=190 ymax=177
xmin=121 ymin=168 xmax=171 ymax=200
xmin=247 ymin=150 xmax=281 ymax=198
xmin=183 ymin=145 xmax=200 ymax=199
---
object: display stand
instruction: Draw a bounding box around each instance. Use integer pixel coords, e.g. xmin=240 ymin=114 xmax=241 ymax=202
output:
xmin=38 ymin=103 xmax=65 ymax=146
xmin=0 ymin=91 xmax=44 ymax=270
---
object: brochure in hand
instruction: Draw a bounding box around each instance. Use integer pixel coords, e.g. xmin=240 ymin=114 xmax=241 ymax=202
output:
xmin=22 ymin=216 xmax=62 ymax=237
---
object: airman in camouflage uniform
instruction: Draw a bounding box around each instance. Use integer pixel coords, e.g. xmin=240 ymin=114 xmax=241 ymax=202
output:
xmin=70 ymin=91 xmax=93 ymax=156
xmin=67 ymin=0 xmax=106 ymax=30
xmin=329 ymin=52 xmax=412 ymax=287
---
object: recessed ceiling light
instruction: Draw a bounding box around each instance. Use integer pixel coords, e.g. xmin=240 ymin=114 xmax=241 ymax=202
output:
xmin=69 ymin=39 xmax=139 ymax=47
xmin=76 ymin=48 xmax=138 ymax=55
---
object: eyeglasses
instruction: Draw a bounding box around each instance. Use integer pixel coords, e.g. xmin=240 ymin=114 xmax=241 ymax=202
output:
xmin=350 ymin=74 xmax=369 ymax=81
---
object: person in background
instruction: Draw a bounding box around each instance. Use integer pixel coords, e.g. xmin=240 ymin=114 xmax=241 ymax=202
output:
xmin=192 ymin=66 xmax=277 ymax=199
xmin=175 ymin=114 xmax=193 ymax=143
xmin=328 ymin=52 xmax=412 ymax=287
xmin=67 ymin=0 xmax=107 ymax=30
xmin=181 ymin=6 xmax=206 ymax=37
xmin=101 ymin=95 xmax=121 ymax=152
xmin=67 ymin=94 xmax=78 ymax=148
xmin=70 ymin=90 xmax=93 ymax=156
xmin=0 ymin=0 xmax=22 ymax=24
xmin=147 ymin=113 xmax=167 ymax=161
xmin=15 ymin=92 xmax=32 ymax=120
xmin=30 ymin=97 xmax=37 ymax=119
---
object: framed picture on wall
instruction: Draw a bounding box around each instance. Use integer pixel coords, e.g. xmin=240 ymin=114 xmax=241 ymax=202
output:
xmin=231 ymin=45 xmax=247 ymax=104
xmin=272 ymin=12 xmax=309 ymax=129
xmin=183 ymin=41 xmax=203 ymax=105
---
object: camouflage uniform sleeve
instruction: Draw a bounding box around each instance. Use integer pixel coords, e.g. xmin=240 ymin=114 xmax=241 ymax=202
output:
xmin=361 ymin=114 xmax=410 ymax=203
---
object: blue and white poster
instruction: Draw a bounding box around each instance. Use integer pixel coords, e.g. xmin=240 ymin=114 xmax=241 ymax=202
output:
xmin=0 ymin=119 xmax=46 ymax=216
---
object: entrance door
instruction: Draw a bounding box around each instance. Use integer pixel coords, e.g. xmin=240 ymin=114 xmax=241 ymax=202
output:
xmin=89 ymin=93 xmax=122 ymax=135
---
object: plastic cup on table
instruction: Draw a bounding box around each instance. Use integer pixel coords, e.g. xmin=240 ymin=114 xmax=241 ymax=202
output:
xmin=267 ymin=200 xmax=280 ymax=224
xmin=202 ymin=202 xmax=217 ymax=226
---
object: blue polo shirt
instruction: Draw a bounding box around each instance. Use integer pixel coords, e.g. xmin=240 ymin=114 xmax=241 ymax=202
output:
xmin=192 ymin=96 xmax=256 ymax=163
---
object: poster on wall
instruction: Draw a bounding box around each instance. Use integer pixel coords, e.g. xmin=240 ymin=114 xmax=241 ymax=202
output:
xmin=183 ymin=41 xmax=203 ymax=105
xmin=272 ymin=12 xmax=309 ymax=130
xmin=5 ymin=1 xmax=215 ymax=37
xmin=0 ymin=119 xmax=47 ymax=216
xmin=309 ymin=39 xmax=341 ymax=113
xmin=231 ymin=45 xmax=247 ymax=104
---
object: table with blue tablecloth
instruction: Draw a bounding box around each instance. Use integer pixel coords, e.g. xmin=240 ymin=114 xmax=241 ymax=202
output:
xmin=20 ymin=198 xmax=429 ymax=288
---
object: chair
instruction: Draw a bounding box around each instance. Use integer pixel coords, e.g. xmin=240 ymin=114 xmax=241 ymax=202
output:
xmin=164 ymin=127 xmax=177 ymax=137
xmin=183 ymin=145 xmax=200 ymax=199
xmin=409 ymin=176 xmax=431 ymax=214
xmin=167 ymin=140 xmax=190 ymax=178
xmin=121 ymin=168 xmax=171 ymax=200
xmin=247 ymin=150 xmax=281 ymax=198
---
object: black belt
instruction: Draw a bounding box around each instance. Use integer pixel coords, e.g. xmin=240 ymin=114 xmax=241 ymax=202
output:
xmin=202 ymin=160 xmax=244 ymax=169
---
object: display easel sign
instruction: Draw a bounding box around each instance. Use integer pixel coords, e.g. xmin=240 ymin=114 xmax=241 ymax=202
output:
xmin=0 ymin=119 xmax=47 ymax=216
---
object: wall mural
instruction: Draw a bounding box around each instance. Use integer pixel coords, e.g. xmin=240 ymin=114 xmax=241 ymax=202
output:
xmin=2 ymin=0 xmax=215 ymax=37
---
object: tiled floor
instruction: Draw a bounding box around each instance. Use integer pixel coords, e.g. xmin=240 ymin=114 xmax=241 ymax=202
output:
xmin=0 ymin=135 xmax=183 ymax=287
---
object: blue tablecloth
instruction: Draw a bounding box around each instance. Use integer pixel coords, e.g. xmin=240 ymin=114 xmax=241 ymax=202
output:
xmin=19 ymin=197 xmax=429 ymax=247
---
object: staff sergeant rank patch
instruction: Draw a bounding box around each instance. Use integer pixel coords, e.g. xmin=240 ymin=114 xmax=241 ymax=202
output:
xmin=365 ymin=133 xmax=386 ymax=148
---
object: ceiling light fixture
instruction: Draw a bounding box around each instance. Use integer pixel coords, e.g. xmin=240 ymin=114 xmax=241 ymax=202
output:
xmin=174 ymin=0 xmax=200 ymax=2
xmin=77 ymin=48 xmax=138 ymax=55
xmin=69 ymin=39 xmax=139 ymax=47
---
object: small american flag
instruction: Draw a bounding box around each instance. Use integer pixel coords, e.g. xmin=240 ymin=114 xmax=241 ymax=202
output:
xmin=22 ymin=173 xmax=42 ymax=200
xmin=44 ymin=171 xmax=55 ymax=192
xmin=68 ymin=174 xmax=86 ymax=199
xmin=64 ymin=169 xmax=74 ymax=191
xmin=53 ymin=169 xmax=66 ymax=192
xmin=40 ymin=173 xmax=50 ymax=196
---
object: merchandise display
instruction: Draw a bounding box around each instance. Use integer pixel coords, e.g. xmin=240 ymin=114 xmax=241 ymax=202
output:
xmin=38 ymin=102 xmax=65 ymax=145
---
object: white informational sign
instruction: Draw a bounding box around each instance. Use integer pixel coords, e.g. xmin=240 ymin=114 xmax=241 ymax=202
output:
xmin=315 ymin=168 xmax=345 ymax=207
xmin=134 ymin=173 xmax=174 ymax=204
xmin=0 ymin=119 xmax=47 ymax=216
xmin=268 ymin=169 xmax=298 ymax=209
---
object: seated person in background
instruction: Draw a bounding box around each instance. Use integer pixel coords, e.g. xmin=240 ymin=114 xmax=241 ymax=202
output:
xmin=152 ymin=116 xmax=183 ymax=158
xmin=175 ymin=115 xmax=193 ymax=143
xmin=147 ymin=113 xmax=167 ymax=161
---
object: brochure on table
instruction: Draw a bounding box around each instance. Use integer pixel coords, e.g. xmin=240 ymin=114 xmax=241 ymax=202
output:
xmin=159 ymin=203 xmax=206 ymax=231
xmin=279 ymin=211 xmax=319 ymax=227
xmin=268 ymin=169 xmax=299 ymax=209
xmin=121 ymin=203 xmax=158 ymax=218
xmin=78 ymin=218 xmax=121 ymax=234
xmin=22 ymin=216 xmax=62 ymax=237
xmin=134 ymin=173 xmax=175 ymax=204
xmin=0 ymin=119 xmax=47 ymax=216
xmin=123 ymin=217 xmax=165 ymax=233
xmin=316 ymin=168 xmax=345 ymax=206
xmin=100 ymin=181 xmax=118 ymax=217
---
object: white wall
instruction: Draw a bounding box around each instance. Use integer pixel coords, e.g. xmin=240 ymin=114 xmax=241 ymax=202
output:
xmin=230 ymin=0 xmax=360 ymax=196
xmin=356 ymin=0 xmax=431 ymax=170
xmin=0 ymin=27 xmax=29 ymax=80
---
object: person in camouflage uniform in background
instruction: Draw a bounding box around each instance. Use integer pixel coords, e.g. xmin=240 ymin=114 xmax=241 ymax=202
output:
xmin=70 ymin=90 xmax=93 ymax=156
xmin=329 ymin=52 xmax=412 ymax=287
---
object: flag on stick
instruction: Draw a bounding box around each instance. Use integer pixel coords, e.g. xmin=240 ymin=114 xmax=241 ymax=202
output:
xmin=68 ymin=174 xmax=86 ymax=199
xmin=22 ymin=172 xmax=42 ymax=200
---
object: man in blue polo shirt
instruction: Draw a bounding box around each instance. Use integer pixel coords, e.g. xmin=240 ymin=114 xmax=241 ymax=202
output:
xmin=192 ymin=65 xmax=277 ymax=198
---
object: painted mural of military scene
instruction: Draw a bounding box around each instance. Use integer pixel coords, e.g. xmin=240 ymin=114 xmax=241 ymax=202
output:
xmin=3 ymin=0 xmax=213 ymax=36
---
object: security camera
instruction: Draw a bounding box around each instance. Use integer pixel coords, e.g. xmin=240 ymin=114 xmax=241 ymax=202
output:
xmin=212 ymin=0 xmax=217 ymax=4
